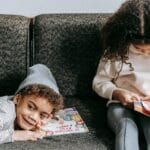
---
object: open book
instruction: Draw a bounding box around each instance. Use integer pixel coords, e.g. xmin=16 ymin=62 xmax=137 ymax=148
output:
xmin=41 ymin=107 xmax=89 ymax=136
xmin=134 ymin=100 xmax=150 ymax=117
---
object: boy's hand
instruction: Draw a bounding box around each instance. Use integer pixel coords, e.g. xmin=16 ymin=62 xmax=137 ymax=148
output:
xmin=112 ymin=89 xmax=141 ymax=108
xmin=12 ymin=130 xmax=47 ymax=141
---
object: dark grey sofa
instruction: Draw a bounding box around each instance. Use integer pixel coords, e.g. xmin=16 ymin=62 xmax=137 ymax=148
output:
xmin=0 ymin=14 xmax=115 ymax=150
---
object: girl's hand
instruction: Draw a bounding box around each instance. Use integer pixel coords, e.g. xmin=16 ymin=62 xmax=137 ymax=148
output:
xmin=112 ymin=89 xmax=141 ymax=108
xmin=140 ymin=97 xmax=150 ymax=114
xmin=12 ymin=130 xmax=47 ymax=142
xmin=142 ymin=96 xmax=150 ymax=101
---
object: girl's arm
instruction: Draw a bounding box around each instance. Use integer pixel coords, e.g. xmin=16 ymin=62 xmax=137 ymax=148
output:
xmin=92 ymin=59 xmax=141 ymax=107
xmin=92 ymin=59 xmax=117 ymax=100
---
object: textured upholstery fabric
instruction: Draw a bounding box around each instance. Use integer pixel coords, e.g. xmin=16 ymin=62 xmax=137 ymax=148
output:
xmin=0 ymin=15 xmax=30 ymax=95
xmin=33 ymin=14 xmax=110 ymax=96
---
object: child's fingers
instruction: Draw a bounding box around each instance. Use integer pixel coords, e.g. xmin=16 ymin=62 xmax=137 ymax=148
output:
xmin=131 ymin=94 xmax=141 ymax=101
xmin=28 ymin=130 xmax=46 ymax=141
xmin=46 ymin=131 xmax=53 ymax=136
xmin=35 ymin=130 xmax=47 ymax=138
xmin=142 ymin=96 xmax=150 ymax=101
xmin=33 ymin=134 xmax=43 ymax=140
xmin=122 ymin=95 xmax=140 ymax=108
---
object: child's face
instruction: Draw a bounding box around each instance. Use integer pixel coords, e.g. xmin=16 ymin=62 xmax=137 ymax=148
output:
xmin=133 ymin=43 xmax=150 ymax=55
xmin=14 ymin=94 xmax=53 ymax=130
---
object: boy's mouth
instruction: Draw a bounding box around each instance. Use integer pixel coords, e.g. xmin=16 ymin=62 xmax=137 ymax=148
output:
xmin=21 ymin=115 xmax=35 ymax=128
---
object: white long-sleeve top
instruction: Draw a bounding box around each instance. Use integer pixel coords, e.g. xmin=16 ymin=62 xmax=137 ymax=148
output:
xmin=0 ymin=96 xmax=15 ymax=144
xmin=93 ymin=45 xmax=150 ymax=105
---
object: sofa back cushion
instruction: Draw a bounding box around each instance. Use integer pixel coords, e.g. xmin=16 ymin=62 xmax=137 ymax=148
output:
xmin=33 ymin=14 xmax=109 ymax=96
xmin=0 ymin=15 xmax=30 ymax=95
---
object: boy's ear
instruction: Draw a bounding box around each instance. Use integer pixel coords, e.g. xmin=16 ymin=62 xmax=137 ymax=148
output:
xmin=13 ymin=94 xmax=21 ymax=105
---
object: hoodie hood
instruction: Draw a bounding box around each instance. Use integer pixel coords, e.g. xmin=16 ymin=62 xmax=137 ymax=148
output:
xmin=16 ymin=64 xmax=59 ymax=94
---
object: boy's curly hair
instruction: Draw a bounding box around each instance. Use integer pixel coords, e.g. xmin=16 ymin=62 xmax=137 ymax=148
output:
xmin=16 ymin=84 xmax=64 ymax=115
xmin=101 ymin=0 xmax=150 ymax=62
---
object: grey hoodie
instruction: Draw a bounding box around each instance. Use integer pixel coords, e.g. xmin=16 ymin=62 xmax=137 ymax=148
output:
xmin=0 ymin=64 xmax=60 ymax=144
xmin=16 ymin=64 xmax=59 ymax=94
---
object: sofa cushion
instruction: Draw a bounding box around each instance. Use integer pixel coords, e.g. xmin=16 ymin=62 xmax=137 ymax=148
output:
xmin=33 ymin=14 xmax=110 ymax=96
xmin=0 ymin=15 xmax=30 ymax=95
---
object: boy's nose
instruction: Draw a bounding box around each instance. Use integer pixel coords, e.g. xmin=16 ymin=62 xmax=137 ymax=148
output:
xmin=30 ymin=113 xmax=40 ymax=123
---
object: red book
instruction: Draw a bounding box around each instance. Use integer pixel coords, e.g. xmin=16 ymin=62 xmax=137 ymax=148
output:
xmin=134 ymin=100 xmax=150 ymax=117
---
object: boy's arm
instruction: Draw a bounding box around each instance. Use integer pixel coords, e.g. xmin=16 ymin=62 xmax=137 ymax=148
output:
xmin=92 ymin=60 xmax=117 ymax=100
xmin=0 ymin=129 xmax=14 ymax=144
xmin=12 ymin=130 xmax=47 ymax=141
xmin=0 ymin=96 xmax=16 ymax=144
xmin=0 ymin=110 xmax=15 ymax=144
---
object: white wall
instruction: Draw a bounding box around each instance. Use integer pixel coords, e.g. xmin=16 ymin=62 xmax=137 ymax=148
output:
xmin=0 ymin=0 xmax=125 ymax=17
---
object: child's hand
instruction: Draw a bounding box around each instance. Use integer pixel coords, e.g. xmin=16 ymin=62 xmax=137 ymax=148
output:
xmin=140 ymin=97 xmax=150 ymax=114
xmin=12 ymin=130 xmax=47 ymax=142
xmin=112 ymin=89 xmax=141 ymax=108
xmin=142 ymin=96 xmax=150 ymax=102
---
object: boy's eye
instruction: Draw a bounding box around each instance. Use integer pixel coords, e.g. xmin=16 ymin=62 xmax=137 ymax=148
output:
xmin=40 ymin=113 xmax=49 ymax=119
xmin=28 ymin=104 xmax=34 ymax=111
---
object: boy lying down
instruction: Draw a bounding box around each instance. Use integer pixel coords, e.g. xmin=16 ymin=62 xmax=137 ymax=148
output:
xmin=0 ymin=64 xmax=63 ymax=144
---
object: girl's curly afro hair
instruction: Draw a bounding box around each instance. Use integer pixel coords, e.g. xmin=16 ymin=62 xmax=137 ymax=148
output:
xmin=101 ymin=0 xmax=150 ymax=61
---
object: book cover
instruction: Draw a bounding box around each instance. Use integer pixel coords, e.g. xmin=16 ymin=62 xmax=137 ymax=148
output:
xmin=134 ymin=100 xmax=150 ymax=117
xmin=41 ymin=107 xmax=89 ymax=136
